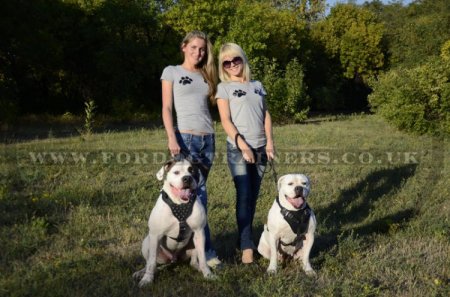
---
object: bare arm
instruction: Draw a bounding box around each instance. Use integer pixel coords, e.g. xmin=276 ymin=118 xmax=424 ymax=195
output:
xmin=264 ymin=110 xmax=275 ymax=160
xmin=217 ymin=98 xmax=255 ymax=163
xmin=161 ymin=80 xmax=180 ymax=156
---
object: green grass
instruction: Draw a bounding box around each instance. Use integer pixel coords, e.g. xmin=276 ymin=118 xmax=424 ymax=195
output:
xmin=1 ymin=115 xmax=449 ymax=297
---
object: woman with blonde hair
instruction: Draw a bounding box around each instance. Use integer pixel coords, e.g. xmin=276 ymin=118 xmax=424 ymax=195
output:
xmin=215 ymin=43 xmax=275 ymax=264
xmin=160 ymin=30 xmax=221 ymax=268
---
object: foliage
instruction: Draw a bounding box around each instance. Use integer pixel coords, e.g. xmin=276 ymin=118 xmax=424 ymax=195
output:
xmin=1 ymin=0 xmax=450 ymax=126
xmin=161 ymin=0 xmax=235 ymax=42
xmin=0 ymin=96 xmax=18 ymax=125
xmin=270 ymin=0 xmax=326 ymax=22
xmin=285 ymin=58 xmax=311 ymax=122
xmin=254 ymin=58 xmax=310 ymax=123
xmin=0 ymin=0 xmax=171 ymax=116
xmin=368 ymin=56 xmax=450 ymax=136
xmin=368 ymin=0 xmax=450 ymax=69
xmin=82 ymin=100 xmax=96 ymax=136
xmin=313 ymin=3 xmax=384 ymax=82
xmin=223 ymin=1 xmax=307 ymax=67
xmin=441 ymin=40 xmax=450 ymax=62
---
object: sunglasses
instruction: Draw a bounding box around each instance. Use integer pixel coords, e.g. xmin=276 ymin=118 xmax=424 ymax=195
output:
xmin=222 ymin=56 xmax=243 ymax=69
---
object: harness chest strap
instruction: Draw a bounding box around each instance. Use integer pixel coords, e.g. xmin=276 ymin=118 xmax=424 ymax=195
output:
xmin=275 ymin=195 xmax=311 ymax=250
xmin=161 ymin=190 xmax=195 ymax=242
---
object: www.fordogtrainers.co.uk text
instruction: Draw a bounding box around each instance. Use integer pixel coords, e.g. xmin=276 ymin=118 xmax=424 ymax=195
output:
xmin=18 ymin=149 xmax=424 ymax=166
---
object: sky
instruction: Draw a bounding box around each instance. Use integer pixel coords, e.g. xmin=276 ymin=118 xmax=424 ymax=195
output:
xmin=326 ymin=0 xmax=415 ymax=8
xmin=325 ymin=0 xmax=415 ymax=14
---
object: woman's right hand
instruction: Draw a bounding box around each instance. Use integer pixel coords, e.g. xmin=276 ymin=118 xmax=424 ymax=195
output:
xmin=236 ymin=135 xmax=255 ymax=163
xmin=242 ymin=149 xmax=255 ymax=163
xmin=168 ymin=138 xmax=181 ymax=156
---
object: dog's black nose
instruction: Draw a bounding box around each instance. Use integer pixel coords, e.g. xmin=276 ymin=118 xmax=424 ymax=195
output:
xmin=295 ymin=186 xmax=303 ymax=196
xmin=182 ymin=175 xmax=193 ymax=185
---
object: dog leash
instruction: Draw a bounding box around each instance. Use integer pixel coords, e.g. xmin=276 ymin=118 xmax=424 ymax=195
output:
xmin=266 ymin=159 xmax=278 ymax=189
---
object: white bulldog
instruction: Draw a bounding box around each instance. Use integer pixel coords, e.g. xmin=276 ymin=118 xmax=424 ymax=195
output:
xmin=257 ymin=174 xmax=316 ymax=276
xmin=133 ymin=158 xmax=213 ymax=287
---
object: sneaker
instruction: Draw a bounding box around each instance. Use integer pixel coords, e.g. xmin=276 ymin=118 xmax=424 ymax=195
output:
xmin=205 ymin=250 xmax=223 ymax=269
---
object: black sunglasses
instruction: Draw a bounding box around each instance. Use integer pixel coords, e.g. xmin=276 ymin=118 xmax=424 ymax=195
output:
xmin=223 ymin=56 xmax=243 ymax=69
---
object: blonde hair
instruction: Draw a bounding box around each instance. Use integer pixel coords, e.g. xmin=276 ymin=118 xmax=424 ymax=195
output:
xmin=181 ymin=31 xmax=218 ymax=104
xmin=218 ymin=43 xmax=251 ymax=82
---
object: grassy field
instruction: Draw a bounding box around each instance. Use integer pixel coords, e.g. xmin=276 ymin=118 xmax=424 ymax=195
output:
xmin=1 ymin=115 xmax=449 ymax=297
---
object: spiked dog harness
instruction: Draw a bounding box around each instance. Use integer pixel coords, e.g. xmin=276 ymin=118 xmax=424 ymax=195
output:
xmin=161 ymin=190 xmax=195 ymax=242
xmin=276 ymin=195 xmax=311 ymax=251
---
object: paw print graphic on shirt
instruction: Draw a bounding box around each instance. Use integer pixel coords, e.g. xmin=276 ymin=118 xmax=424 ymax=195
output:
xmin=233 ymin=89 xmax=247 ymax=98
xmin=179 ymin=76 xmax=193 ymax=85
xmin=254 ymin=88 xmax=264 ymax=96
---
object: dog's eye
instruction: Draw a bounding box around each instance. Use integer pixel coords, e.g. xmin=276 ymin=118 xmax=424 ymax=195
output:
xmin=288 ymin=182 xmax=294 ymax=186
xmin=187 ymin=167 xmax=193 ymax=173
xmin=173 ymin=171 xmax=180 ymax=175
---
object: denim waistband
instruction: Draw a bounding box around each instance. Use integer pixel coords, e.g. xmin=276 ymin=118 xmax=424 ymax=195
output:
xmin=176 ymin=131 xmax=215 ymax=140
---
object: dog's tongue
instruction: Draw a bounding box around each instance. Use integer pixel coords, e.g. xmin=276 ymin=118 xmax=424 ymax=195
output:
xmin=288 ymin=197 xmax=304 ymax=209
xmin=179 ymin=189 xmax=192 ymax=201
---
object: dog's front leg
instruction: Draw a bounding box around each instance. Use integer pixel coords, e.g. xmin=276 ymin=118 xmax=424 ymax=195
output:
xmin=298 ymin=232 xmax=316 ymax=276
xmin=192 ymin=229 xmax=214 ymax=279
xmin=139 ymin=234 xmax=160 ymax=287
xmin=267 ymin=232 xmax=279 ymax=274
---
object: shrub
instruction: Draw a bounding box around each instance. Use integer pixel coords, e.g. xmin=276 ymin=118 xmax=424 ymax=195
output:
xmin=253 ymin=58 xmax=310 ymax=123
xmin=441 ymin=39 xmax=450 ymax=61
xmin=0 ymin=99 xmax=18 ymax=125
xmin=368 ymin=57 xmax=450 ymax=136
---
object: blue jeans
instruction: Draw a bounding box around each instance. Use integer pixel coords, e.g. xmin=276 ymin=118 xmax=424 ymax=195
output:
xmin=176 ymin=132 xmax=215 ymax=252
xmin=227 ymin=141 xmax=267 ymax=250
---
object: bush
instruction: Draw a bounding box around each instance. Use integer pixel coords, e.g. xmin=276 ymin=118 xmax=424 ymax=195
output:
xmin=0 ymin=99 xmax=18 ymax=125
xmin=441 ymin=39 xmax=450 ymax=61
xmin=253 ymin=58 xmax=310 ymax=123
xmin=368 ymin=57 xmax=450 ymax=136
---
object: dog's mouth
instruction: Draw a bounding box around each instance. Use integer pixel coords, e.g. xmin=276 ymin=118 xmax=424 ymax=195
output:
xmin=170 ymin=184 xmax=194 ymax=202
xmin=285 ymin=194 xmax=305 ymax=209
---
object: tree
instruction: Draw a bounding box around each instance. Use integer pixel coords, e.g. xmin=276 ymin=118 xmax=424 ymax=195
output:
xmin=224 ymin=1 xmax=307 ymax=67
xmin=161 ymin=0 xmax=235 ymax=42
xmin=313 ymin=4 xmax=384 ymax=82
xmin=379 ymin=0 xmax=450 ymax=68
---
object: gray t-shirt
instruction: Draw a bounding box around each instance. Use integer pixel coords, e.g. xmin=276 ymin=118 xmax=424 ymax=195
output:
xmin=216 ymin=80 xmax=267 ymax=148
xmin=161 ymin=65 xmax=214 ymax=134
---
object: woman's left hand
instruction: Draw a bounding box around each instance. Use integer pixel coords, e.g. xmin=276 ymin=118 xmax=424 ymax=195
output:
xmin=266 ymin=142 xmax=275 ymax=161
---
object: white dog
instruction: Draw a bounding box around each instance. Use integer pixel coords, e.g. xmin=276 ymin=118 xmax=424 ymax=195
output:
xmin=257 ymin=174 xmax=316 ymax=276
xmin=133 ymin=158 xmax=213 ymax=287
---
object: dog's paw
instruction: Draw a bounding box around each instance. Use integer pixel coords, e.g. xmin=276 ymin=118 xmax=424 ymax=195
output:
xmin=201 ymin=267 xmax=216 ymax=279
xmin=132 ymin=269 xmax=145 ymax=280
xmin=305 ymin=269 xmax=317 ymax=277
xmin=204 ymin=272 xmax=217 ymax=280
xmin=190 ymin=261 xmax=200 ymax=271
xmin=266 ymin=267 xmax=277 ymax=275
xmin=138 ymin=273 xmax=154 ymax=288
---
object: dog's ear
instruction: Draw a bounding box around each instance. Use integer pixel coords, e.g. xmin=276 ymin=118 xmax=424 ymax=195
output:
xmin=190 ymin=159 xmax=208 ymax=182
xmin=156 ymin=160 xmax=175 ymax=181
xmin=304 ymin=175 xmax=311 ymax=192
xmin=277 ymin=175 xmax=287 ymax=191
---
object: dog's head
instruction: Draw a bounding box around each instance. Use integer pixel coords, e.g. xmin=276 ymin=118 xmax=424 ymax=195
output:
xmin=277 ymin=174 xmax=310 ymax=210
xmin=156 ymin=157 xmax=199 ymax=204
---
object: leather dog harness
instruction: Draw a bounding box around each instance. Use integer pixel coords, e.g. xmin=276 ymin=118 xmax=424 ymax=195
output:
xmin=161 ymin=190 xmax=195 ymax=242
xmin=276 ymin=195 xmax=311 ymax=251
